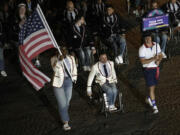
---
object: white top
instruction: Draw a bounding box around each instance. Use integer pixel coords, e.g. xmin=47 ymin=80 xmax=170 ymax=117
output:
xmin=139 ymin=42 xmax=161 ymax=68
xmin=87 ymin=61 xmax=117 ymax=87
xmin=99 ymin=62 xmax=111 ymax=77
xmin=169 ymin=3 xmax=179 ymax=12
xmin=67 ymin=10 xmax=76 ymax=21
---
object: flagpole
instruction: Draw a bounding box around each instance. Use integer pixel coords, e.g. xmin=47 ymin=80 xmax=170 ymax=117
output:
xmin=37 ymin=4 xmax=73 ymax=80
xmin=37 ymin=4 xmax=59 ymax=51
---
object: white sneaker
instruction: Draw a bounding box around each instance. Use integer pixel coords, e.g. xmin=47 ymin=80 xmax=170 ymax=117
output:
xmin=1 ymin=70 xmax=7 ymax=77
xmin=162 ymin=52 xmax=167 ymax=58
xmin=115 ymin=57 xmax=120 ymax=64
xmin=146 ymin=97 xmax=153 ymax=107
xmin=83 ymin=66 xmax=87 ymax=71
xmin=118 ymin=55 xmax=123 ymax=64
xmin=63 ymin=123 xmax=71 ymax=131
xmin=35 ymin=59 xmax=41 ymax=67
xmin=153 ymin=105 xmax=159 ymax=114
xmin=109 ymin=105 xmax=117 ymax=111
xmin=153 ymin=109 xmax=159 ymax=114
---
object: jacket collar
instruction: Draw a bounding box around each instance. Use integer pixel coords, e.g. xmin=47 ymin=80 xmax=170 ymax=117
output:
xmin=144 ymin=42 xmax=155 ymax=48
xmin=98 ymin=61 xmax=112 ymax=78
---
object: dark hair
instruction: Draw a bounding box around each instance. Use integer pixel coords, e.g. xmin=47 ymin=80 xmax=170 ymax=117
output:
xmin=75 ymin=14 xmax=84 ymax=22
xmin=143 ymin=31 xmax=152 ymax=38
xmin=106 ymin=4 xmax=114 ymax=9
xmin=99 ymin=51 xmax=107 ymax=56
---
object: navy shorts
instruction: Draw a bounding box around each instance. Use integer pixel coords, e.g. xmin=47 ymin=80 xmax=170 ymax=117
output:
xmin=143 ymin=68 xmax=159 ymax=87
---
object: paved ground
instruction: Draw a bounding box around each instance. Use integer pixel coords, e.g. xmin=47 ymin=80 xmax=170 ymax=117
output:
xmin=1 ymin=32 xmax=180 ymax=135
xmin=1 ymin=1 xmax=180 ymax=134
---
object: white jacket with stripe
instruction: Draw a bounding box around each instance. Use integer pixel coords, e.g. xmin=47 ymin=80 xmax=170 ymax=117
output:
xmin=87 ymin=61 xmax=117 ymax=88
xmin=51 ymin=55 xmax=77 ymax=88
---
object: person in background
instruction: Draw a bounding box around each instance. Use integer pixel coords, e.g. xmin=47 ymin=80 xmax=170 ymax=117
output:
xmin=90 ymin=0 xmax=106 ymax=34
xmin=147 ymin=1 xmax=168 ymax=58
xmin=0 ymin=20 xmax=7 ymax=77
xmin=63 ymin=1 xmax=79 ymax=25
xmin=51 ymin=46 xmax=77 ymax=131
xmin=70 ymin=16 xmax=96 ymax=71
xmin=73 ymin=0 xmax=87 ymax=17
xmin=165 ymin=0 xmax=180 ymax=35
xmin=166 ymin=0 xmax=180 ymax=26
xmin=101 ymin=5 xmax=126 ymax=64
xmin=0 ymin=2 xmax=14 ymax=48
xmin=139 ymin=34 xmax=163 ymax=114
xmin=17 ymin=3 xmax=27 ymax=29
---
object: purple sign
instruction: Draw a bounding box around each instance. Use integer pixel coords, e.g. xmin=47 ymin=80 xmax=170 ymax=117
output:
xmin=143 ymin=14 xmax=169 ymax=31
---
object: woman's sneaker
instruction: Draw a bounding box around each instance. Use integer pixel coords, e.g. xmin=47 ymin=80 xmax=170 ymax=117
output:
xmin=63 ymin=123 xmax=71 ymax=131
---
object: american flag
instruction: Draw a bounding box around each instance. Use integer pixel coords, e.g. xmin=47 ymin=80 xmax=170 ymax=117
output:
xmin=19 ymin=7 xmax=55 ymax=90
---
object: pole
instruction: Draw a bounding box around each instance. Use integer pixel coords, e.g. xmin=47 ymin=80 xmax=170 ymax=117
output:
xmin=37 ymin=4 xmax=73 ymax=80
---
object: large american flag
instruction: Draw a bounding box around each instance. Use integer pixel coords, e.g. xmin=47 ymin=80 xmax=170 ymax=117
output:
xmin=19 ymin=7 xmax=55 ymax=90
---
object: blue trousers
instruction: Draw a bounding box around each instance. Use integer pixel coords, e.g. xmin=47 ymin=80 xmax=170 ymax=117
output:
xmin=75 ymin=46 xmax=92 ymax=67
xmin=101 ymin=83 xmax=118 ymax=106
xmin=153 ymin=33 xmax=168 ymax=53
xmin=108 ymin=34 xmax=126 ymax=57
xmin=53 ymin=77 xmax=73 ymax=122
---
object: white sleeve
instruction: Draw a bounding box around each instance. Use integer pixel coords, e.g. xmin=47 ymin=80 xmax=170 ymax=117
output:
xmin=71 ymin=56 xmax=77 ymax=81
xmin=139 ymin=47 xmax=145 ymax=58
xmin=87 ymin=65 xmax=96 ymax=87
xmin=157 ymin=43 xmax=161 ymax=54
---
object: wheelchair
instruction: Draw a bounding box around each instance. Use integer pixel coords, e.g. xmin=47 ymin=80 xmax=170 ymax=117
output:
xmin=91 ymin=83 xmax=124 ymax=118
xmin=166 ymin=16 xmax=180 ymax=58
xmin=168 ymin=12 xmax=180 ymax=42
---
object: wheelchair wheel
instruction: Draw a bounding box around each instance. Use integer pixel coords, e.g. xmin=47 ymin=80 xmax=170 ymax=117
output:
xmin=168 ymin=27 xmax=173 ymax=41
xmin=92 ymin=84 xmax=109 ymax=117
xmin=123 ymin=44 xmax=129 ymax=65
xmin=102 ymin=96 xmax=108 ymax=118
xmin=118 ymin=92 xmax=124 ymax=112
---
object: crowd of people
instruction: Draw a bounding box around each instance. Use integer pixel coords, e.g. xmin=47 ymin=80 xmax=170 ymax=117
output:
xmin=0 ymin=0 xmax=180 ymax=132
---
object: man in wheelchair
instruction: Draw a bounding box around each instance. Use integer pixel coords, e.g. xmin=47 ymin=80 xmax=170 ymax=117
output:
xmin=166 ymin=0 xmax=180 ymax=32
xmin=100 ymin=5 xmax=127 ymax=64
xmin=86 ymin=52 xmax=118 ymax=111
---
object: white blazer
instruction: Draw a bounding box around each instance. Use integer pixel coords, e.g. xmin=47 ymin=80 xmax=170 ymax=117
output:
xmin=51 ymin=55 xmax=77 ymax=88
xmin=87 ymin=61 xmax=117 ymax=87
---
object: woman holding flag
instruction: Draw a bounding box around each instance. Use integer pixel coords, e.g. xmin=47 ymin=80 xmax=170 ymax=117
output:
xmin=51 ymin=46 xmax=77 ymax=131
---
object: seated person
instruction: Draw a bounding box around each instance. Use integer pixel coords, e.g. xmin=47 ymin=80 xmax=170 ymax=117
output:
xmin=87 ymin=52 xmax=118 ymax=111
xmin=166 ymin=0 xmax=180 ymax=27
xmin=72 ymin=0 xmax=87 ymax=17
xmin=92 ymin=0 xmax=106 ymax=17
xmin=100 ymin=5 xmax=127 ymax=64
xmin=144 ymin=1 xmax=168 ymax=58
xmin=63 ymin=1 xmax=79 ymax=25
xmin=69 ymin=16 xmax=96 ymax=71
xmin=0 ymin=42 xmax=7 ymax=77
xmin=89 ymin=0 xmax=106 ymax=34
xmin=133 ymin=0 xmax=145 ymax=17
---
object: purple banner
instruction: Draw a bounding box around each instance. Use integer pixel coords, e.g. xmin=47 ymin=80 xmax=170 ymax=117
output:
xmin=143 ymin=14 xmax=169 ymax=31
